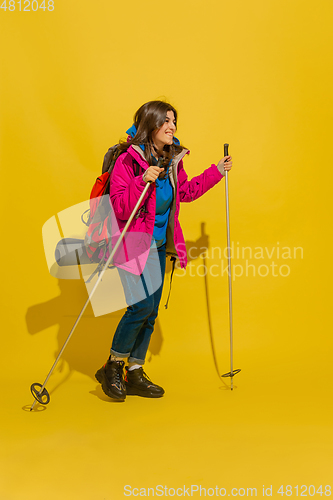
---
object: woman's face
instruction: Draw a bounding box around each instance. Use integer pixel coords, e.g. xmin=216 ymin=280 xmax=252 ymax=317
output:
xmin=152 ymin=110 xmax=177 ymax=151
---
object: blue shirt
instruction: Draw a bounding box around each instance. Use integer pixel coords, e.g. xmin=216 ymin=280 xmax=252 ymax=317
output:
xmin=151 ymin=157 xmax=173 ymax=248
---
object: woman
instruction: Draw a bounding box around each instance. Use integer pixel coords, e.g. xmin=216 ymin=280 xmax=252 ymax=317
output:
xmin=95 ymin=100 xmax=233 ymax=400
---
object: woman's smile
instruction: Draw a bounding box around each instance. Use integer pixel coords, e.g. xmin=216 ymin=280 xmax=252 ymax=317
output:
xmin=152 ymin=110 xmax=177 ymax=152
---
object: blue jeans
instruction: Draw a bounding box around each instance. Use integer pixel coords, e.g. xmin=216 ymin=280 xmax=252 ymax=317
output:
xmin=110 ymin=243 xmax=166 ymax=364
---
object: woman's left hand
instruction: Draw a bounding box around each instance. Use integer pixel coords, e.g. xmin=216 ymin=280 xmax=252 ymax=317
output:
xmin=217 ymin=155 xmax=233 ymax=175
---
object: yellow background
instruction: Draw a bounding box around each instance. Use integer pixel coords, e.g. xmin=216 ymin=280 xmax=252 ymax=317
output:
xmin=1 ymin=0 xmax=332 ymax=498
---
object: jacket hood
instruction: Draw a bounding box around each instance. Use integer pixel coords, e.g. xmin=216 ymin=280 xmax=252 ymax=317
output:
xmin=127 ymin=144 xmax=190 ymax=173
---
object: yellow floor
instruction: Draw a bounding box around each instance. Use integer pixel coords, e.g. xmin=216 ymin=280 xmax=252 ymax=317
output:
xmin=2 ymin=270 xmax=332 ymax=500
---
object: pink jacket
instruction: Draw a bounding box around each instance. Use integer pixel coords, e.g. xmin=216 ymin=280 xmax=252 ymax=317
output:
xmin=109 ymin=144 xmax=224 ymax=275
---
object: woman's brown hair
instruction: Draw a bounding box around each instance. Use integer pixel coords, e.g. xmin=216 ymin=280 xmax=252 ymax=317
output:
xmin=118 ymin=100 xmax=185 ymax=172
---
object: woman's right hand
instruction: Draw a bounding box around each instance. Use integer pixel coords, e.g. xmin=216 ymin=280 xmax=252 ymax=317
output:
xmin=143 ymin=166 xmax=164 ymax=183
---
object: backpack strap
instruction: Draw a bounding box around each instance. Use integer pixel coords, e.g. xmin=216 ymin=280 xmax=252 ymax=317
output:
xmin=102 ymin=145 xmax=119 ymax=174
xmin=164 ymin=256 xmax=177 ymax=309
xmin=133 ymin=159 xmax=141 ymax=176
xmin=101 ymin=149 xmax=142 ymax=197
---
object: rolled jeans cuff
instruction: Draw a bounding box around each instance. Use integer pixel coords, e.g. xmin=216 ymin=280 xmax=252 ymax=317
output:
xmin=128 ymin=356 xmax=145 ymax=365
xmin=110 ymin=348 xmax=130 ymax=359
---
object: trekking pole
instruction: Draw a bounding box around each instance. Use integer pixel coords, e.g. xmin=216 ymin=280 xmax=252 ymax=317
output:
xmin=221 ymin=143 xmax=241 ymax=390
xmin=30 ymin=168 xmax=156 ymax=410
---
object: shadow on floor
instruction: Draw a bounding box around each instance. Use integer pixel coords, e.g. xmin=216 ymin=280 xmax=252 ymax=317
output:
xmin=26 ymin=226 xmax=216 ymax=400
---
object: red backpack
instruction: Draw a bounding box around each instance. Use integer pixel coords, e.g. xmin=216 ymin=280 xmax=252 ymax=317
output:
xmin=82 ymin=145 xmax=141 ymax=282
